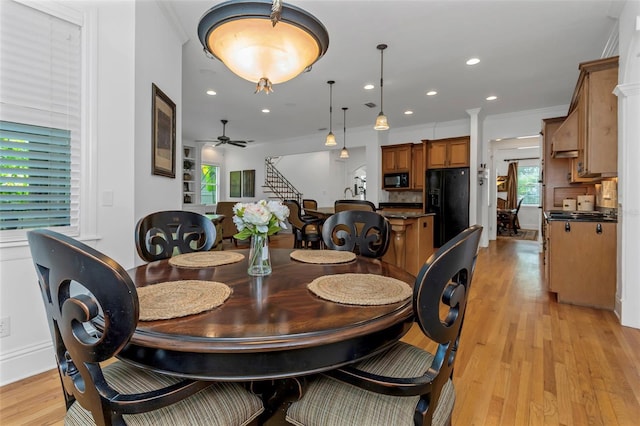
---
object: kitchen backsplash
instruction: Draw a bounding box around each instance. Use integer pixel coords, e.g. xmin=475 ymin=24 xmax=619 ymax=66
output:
xmin=387 ymin=191 xmax=423 ymax=203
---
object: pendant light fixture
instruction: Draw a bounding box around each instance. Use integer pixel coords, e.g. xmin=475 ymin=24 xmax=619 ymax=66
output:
xmin=374 ymin=43 xmax=389 ymax=130
xmin=198 ymin=0 xmax=329 ymax=94
xmin=325 ymin=80 xmax=336 ymax=146
xmin=340 ymin=107 xmax=349 ymax=159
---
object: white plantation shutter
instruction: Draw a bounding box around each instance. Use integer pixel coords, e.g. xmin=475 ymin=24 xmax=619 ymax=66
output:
xmin=0 ymin=0 xmax=82 ymax=241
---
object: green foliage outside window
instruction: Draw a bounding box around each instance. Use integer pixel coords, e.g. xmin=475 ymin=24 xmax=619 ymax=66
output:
xmin=517 ymin=165 xmax=540 ymax=206
xmin=201 ymin=164 xmax=219 ymax=205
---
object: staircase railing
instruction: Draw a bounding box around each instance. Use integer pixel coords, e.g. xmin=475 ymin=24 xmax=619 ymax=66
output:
xmin=263 ymin=157 xmax=302 ymax=203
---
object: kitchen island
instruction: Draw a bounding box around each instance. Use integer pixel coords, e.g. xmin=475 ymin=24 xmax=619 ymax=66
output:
xmin=304 ymin=205 xmax=434 ymax=276
xmin=379 ymin=211 xmax=435 ymax=277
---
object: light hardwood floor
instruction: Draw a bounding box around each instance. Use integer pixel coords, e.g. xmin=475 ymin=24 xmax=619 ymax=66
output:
xmin=1 ymin=236 xmax=639 ymax=425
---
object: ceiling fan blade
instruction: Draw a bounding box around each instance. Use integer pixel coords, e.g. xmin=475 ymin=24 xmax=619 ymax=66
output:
xmin=215 ymin=141 xmax=224 ymax=146
xmin=229 ymin=140 xmax=248 ymax=145
xmin=228 ymin=141 xmax=247 ymax=147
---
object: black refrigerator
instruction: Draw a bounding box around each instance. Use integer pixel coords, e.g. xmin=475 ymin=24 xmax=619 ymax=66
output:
xmin=426 ymin=167 xmax=470 ymax=247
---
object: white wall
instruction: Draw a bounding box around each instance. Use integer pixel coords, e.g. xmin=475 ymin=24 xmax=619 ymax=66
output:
xmin=133 ymin=0 xmax=185 ymax=240
xmin=0 ymin=0 xmax=184 ymax=385
xmin=615 ymin=0 xmax=640 ymax=329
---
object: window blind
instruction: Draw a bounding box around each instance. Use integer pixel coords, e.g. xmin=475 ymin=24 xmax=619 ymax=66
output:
xmin=1 ymin=121 xmax=71 ymax=230
xmin=0 ymin=1 xmax=82 ymax=241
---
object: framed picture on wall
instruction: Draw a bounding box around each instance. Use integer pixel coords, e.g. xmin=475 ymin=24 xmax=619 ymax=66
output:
xmin=151 ymin=83 xmax=176 ymax=178
xmin=230 ymin=170 xmax=242 ymax=197
xmin=242 ymin=169 xmax=255 ymax=197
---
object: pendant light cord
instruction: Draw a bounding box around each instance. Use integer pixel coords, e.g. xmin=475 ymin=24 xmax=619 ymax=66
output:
xmin=343 ymin=107 xmax=348 ymax=149
xmin=329 ymin=81 xmax=334 ymax=132
xmin=379 ymin=47 xmax=384 ymax=113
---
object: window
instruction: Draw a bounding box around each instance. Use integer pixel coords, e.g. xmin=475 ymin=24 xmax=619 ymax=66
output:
xmin=1 ymin=122 xmax=72 ymax=231
xmin=201 ymin=164 xmax=220 ymax=205
xmin=517 ymin=165 xmax=540 ymax=205
xmin=0 ymin=1 xmax=83 ymax=242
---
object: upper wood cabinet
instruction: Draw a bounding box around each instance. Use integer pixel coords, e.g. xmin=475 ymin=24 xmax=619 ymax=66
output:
xmin=571 ymin=57 xmax=618 ymax=178
xmin=381 ymin=143 xmax=412 ymax=174
xmin=542 ymin=117 xmax=569 ymax=210
xmin=551 ymin=109 xmax=578 ymax=156
xmin=424 ymin=136 xmax=469 ymax=169
xmin=411 ymin=143 xmax=424 ymax=190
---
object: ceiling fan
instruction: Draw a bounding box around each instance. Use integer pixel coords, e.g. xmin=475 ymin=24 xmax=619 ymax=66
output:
xmin=196 ymin=120 xmax=252 ymax=148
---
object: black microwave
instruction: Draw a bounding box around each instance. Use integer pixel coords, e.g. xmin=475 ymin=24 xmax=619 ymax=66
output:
xmin=383 ymin=172 xmax=409 ymax=189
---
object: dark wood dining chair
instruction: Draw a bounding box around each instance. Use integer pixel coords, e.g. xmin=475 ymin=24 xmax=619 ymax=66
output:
xmin=286 ymin=225 xmax=483 ymax=426
xmin=497 ymin=198 xmax=523 ymax=235
xmin=302 ymin=199 xmax=318 ymax=211
xmin=135 ymin=210 xmax=216 ymax=262
xmin=284 ymin=199 xmax=323 ymax=249
xmin=27 ymin=229 xmax=264 ymax=426
xmin=334 ymin=199 xmax=376 ymax=213
xmin=321 ymin=210 xmax=391 ymax=258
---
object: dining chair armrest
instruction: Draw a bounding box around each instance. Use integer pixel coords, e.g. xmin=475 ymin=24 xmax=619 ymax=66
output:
xmin=324 ymin=364 xmax=434 ymax=397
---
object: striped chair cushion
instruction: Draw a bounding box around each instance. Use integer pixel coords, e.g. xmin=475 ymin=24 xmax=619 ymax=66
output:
xmin=66 ymin=361 xmax=263 ymax=426
xmin=286 ymin=342 xmax=455 ymax=426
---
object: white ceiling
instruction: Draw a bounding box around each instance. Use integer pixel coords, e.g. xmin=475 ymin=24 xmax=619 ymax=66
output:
xmin=171 ymin=0 xmax=621 ymax=146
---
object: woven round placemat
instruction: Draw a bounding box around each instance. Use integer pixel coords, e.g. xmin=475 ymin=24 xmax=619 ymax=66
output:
xmin=290 ymin=250 xmax=356 ymax=264
xmin=168 ymin=251 xmax=245 ymax=268
xmin=137 ymin=280 xmax=231 ymax=321
xmin=308 ymin=273 xmax=412 ymax=306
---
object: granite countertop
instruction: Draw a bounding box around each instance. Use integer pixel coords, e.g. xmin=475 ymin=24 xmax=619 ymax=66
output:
xmin=378 ymin=202 xmax=423 ymax=209
xmin=544 ymin=210 xmax=617 ymax=223
xmin=380 ymin=211 xmax=434 ymax=219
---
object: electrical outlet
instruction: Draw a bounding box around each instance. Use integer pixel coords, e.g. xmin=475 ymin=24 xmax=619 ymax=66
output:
xmin=0 ymin=316 xmax=10 ymax=338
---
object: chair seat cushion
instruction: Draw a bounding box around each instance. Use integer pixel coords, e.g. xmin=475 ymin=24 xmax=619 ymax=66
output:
xmin=286 ymin=342 xmax=455 ymax=426
xmin=66 ymin=361 xmax=263 ymax=426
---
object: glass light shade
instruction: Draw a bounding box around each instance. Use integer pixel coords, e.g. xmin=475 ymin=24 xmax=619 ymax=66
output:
xmin=325 ymin=132 xmax=337 ymax=146
xmin=374 ymin=113 xmax=389 ymax=130
xmin=340 ymin=147 xmax=349 ymax=159
xmin=207 ymin=19 xmax=320 ymax=84
xmin=198 ymin=2 xmax=329 ymax=88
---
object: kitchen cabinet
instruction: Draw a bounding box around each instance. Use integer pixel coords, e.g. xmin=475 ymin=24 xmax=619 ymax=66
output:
xmin=551 ymin=109 xmax=578 ymax=157
xmin=541 ymin=117 xmax=594 ymax=213
xmin=411 ymin=143 xmax=424 ymax=190
xmin=381 ymin=144 xmax=412 ymax=174
xmin=542 ymin=117 xmax=569 ymax=211
xmin=547 ymin=220 xmax=616 ymax=309
xmin=424 ymin=136 xmax=469 ymax=169
xmin=572 ymin=57 xmax=618 ymax=178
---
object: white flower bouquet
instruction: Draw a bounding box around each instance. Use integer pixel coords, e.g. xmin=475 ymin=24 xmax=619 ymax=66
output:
xmin=232 ymin=199 xmax=290 ymax=240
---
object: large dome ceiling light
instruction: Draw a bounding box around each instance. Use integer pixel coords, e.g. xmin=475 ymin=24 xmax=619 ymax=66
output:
xmin=198 ymin=0 xmax=329 ymax=94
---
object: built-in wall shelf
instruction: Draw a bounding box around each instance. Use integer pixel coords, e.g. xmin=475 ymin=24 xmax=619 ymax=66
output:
xmin=183 ymin=146 xmax=196 ymax=204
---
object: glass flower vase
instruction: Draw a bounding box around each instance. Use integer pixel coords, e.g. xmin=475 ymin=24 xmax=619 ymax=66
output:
xmin=247 ymin=234 xmax=271 ymax=276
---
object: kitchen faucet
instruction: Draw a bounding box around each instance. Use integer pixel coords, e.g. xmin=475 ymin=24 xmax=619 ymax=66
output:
xmin=343 ymin=187 xmax=354 ymax=198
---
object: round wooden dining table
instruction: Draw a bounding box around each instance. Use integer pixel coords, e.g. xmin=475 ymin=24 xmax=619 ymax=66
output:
xmin=118 ymin=248 xmax=415 ymax=381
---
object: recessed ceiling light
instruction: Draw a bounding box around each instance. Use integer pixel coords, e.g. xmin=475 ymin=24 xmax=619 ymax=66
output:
xmin=426 ymin=90 xmax=437 ymax=96
xmin=262 ymin=109 xmax=270 ymax=113
xmin=364 ymin=84 xmax=374 ymax=90
xmin=206 ymin=90 xmax=217 ymax=95
xmin=486 ymin=95 xmax=497 ymax=101
xmin=404 ymin=110 xmax=413 ymax=115
xmin=466 ymin=57 xmax=480 ymax=65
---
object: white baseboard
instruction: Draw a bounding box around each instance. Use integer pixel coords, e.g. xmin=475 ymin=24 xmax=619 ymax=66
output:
xmin=0 ymin=340 xmax=56 ymax=386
